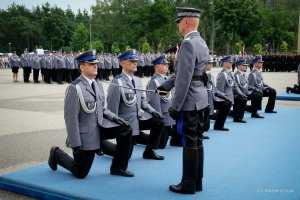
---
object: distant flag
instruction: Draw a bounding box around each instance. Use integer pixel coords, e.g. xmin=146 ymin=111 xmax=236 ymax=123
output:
xmin=242 ymin=45 xmax=245 ymax=59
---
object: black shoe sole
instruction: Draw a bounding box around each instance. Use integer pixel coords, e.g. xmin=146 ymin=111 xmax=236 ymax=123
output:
xmin=110 ymin=169 xmax=134 ymax=177
xmin=169 ymin=185 xmax=195 ymax=194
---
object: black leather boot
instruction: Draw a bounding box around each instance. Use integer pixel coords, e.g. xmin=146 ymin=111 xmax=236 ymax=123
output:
xmin=196 ymin=145 xmax=204 ymax=192
xmin=169 ymin=147 xmax=198 ymax=194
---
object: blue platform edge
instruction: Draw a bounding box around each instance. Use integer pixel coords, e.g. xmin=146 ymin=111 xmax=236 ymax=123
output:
xmin=0 ymin=178 xmax=75 ymax=200
xmin=276 ymin=92 xmax=300 ymax=101
xmin=1 ymin=107 xmax=300 ymax=200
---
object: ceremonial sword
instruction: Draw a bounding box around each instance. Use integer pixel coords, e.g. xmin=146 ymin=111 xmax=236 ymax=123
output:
xmin=102 ymin=80 xmax=169 ymax=95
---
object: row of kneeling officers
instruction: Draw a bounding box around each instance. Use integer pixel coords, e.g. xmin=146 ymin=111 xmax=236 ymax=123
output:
xmin=48 ymin=49 xmax=277 ymax=178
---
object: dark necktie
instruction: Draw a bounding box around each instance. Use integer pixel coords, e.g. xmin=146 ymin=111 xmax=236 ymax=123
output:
xmin=131 ymin=78 xmax=135 ymax=88
xmin=91 ymin=81 xmax=96 ymax=93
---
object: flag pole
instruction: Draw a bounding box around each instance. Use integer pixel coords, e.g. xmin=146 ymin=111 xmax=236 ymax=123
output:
xmin=297 ymin=13 xmax=300 ymax=54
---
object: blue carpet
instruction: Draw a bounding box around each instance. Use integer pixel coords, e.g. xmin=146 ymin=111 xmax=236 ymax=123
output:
xmin=1 ymin=107 xmax=300 ymax=200
xmin=276 ymin=92 xmax=300 ymax=101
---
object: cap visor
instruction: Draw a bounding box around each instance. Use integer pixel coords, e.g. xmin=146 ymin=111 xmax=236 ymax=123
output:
xmin=175 ymin=17 xmax=182 ymax=23
xmin=86 ymin=60 xmax=99 ymax=64
xmin=127 ymin=58 xmax=139 ymax=61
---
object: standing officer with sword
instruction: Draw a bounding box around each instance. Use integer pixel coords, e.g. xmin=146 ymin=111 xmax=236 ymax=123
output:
xmin=157 ymin=7 xmax=209 ymax=194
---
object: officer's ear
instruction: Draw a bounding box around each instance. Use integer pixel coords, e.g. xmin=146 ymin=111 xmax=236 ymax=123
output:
xmin=79 ymin=63 xmax=85 ymax=73
xmin=120 ymin=60 xmax=126 ymax=67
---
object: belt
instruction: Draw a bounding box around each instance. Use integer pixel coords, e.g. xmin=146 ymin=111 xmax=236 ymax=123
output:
xmin=191 ymin=75 xmax=204 ymax=81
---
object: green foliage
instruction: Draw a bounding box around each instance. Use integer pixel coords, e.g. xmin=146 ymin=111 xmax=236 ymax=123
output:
xmin=71 ymin=23 xmax=88 ymax=52
xmin=142 ymin=39 xmax=152 ymax=52
xmin=111 ymin=42 xmax=120 ymax=53
xmin=125 ymin=45 xmax=131 ymax=51
xmin=233 ymin=41 xmax=243 ymax=55
xmin=0 ymin=0 xmax=299 ymax=55
xmin=63 ymin=46 xmax=73 ymax=52
xmin=279 ymin=41 xmax=288 ymax=52
xmin=35 ymin=45 xmax=43 ymax=49
xmin=253 ymin=44 xmax=263 ymax=55
xmin=214 ymin=0 xmax=261 ymax=53
xmin=157 ymin=42 xmax=163 ymax=52
xmin=92 ymin=40 xmax=104 ymax=53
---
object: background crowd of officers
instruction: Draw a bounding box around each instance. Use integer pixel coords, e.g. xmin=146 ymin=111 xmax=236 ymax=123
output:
xmin=212 ymin=53 xmax=300 ymax=73
xmin=6 ymin=50 xmax=177 ymax=83
xmin=5 ymin=51 xmax=300 ymax=84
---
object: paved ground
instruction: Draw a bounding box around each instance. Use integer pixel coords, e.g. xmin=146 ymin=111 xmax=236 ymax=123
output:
xmin=0 ymin=68 xmax=299 ymax=199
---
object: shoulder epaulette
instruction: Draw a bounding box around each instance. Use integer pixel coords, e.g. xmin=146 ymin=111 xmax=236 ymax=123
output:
xmin=184 ymin=36 xmax=193 ymax=41
xmin=71 ymin=79 xmax=81 ymax=85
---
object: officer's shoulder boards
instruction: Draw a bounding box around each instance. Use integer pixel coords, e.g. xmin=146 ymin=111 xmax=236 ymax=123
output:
xmin=71 ymin=79 xmax=81 ymax=85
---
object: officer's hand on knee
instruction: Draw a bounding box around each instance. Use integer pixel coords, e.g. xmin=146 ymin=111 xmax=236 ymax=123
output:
xmin=151 ymin=111 xmax=164 ymax=119
xmin=224 ymin=96 xmax=231 ymax=102
xmin=113 ymin=116 xmax=130 ymax=126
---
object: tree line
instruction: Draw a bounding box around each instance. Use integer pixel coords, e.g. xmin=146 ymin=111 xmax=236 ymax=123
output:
xmin=0 ymin=0 xmax=299 ymax=55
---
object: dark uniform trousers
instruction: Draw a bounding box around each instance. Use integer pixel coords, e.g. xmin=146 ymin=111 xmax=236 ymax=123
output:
xmin=263 ymin=87 xmax=276 ymax=112
xmin=72 ymin=69 xmax=80 ymax=81
xmin=56 ymin=69 xmax=64 ymax=84
xmin=159 ymin=125 xmax=182 ymax=148
xmin=213 ymin=100 xmax=232 ymax=129
xmin=176 ymin=109 xmax=206 ymax=191
xmin=246 ymin=91 xmax=262 ymax=114
xmin=44 ymin=69 xmax=51 ymax=83
xmin=104 ymin=69 xmax=112 ymax=81
xmin=51 ymin=69 xmax=57 ymax=82
xmin=23 ymin=67 xmax=32 ymax=82
xmin=112 ymin=68 xmax=119 ymax=77
xmin=136 ymin=117 xmax=164 ymax=150
xmin=203 ymin=106 xmax=211 ymax=132
xmin=96 ymin=69 xmax=104 ymax=80
xmin=55 ymin=125 xmax=132 ymax=179
xmin=100 ymin=116 xmax=164 ymax=158
xmin=33 ymin=69 xmax=40 ymax=83
xmin=233 ymin=96 xmax=247 ymax=120
xmin=169 ymin=125 xmax=183 ymax=147
xmin=135 ymin=66 xmax=144 ymax=78
xmin=65 ymin=69 xmax=73 ymax=83
xmin=135 ymin=124 xmax=182 ymax=149
xmin=288 ymin=85 xmax=300 ymax=94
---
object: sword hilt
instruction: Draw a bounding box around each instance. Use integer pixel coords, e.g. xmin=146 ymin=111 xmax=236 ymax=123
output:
xmin=156 ymin=90 xmax=170 ymax=95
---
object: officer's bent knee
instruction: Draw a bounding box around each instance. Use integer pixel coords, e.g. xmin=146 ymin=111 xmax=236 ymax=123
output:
xmin=74 ymin=172 xmax=88 ymax=179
